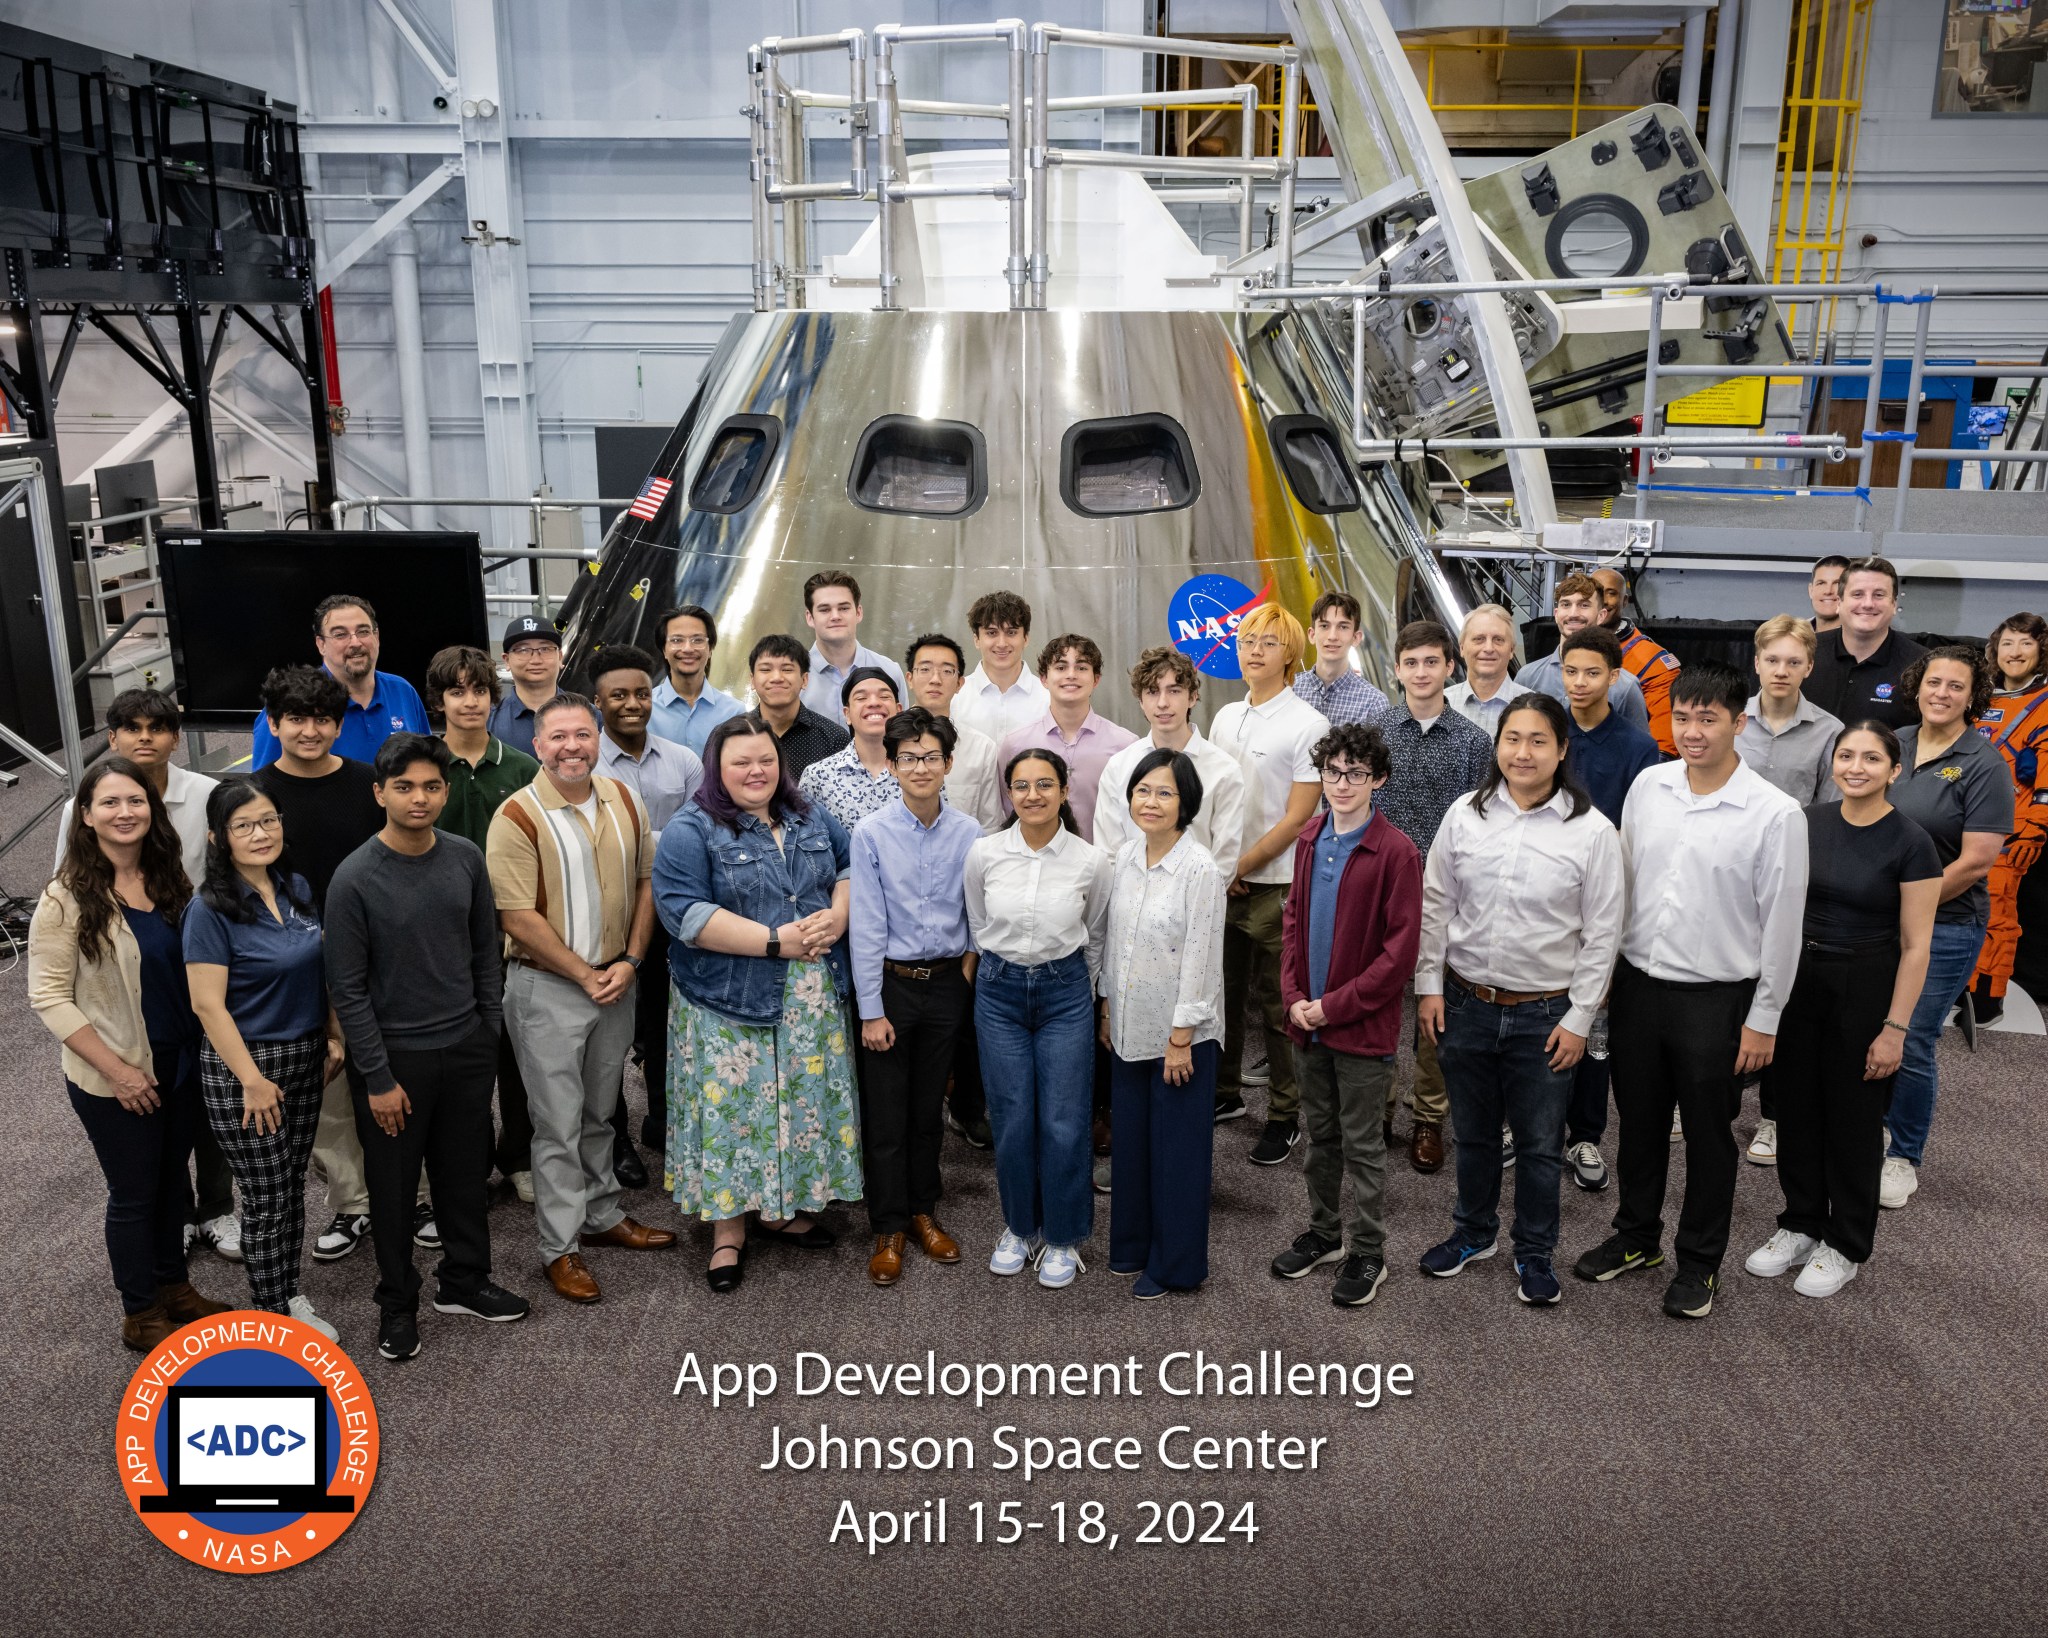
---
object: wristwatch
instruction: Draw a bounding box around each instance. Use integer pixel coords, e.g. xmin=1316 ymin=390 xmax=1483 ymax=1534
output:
xmin=623 ymin=955 xmax=643 ymax=971
xmin=766 ymin=931 xmax=782 ymax=959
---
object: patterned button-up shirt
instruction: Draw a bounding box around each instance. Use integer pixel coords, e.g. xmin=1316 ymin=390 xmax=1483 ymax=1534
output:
xmin=1375 ymin=702 xmax=1495 ymax=856
xmin=1293 ymin=665 xmax=1392 ymax=728
xmin=797 ymin=741 xmax=900 ymax=832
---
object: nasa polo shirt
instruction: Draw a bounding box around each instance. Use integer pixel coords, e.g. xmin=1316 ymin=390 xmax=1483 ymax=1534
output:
xmin=1805 ymin=626 xmax=1929 ymax=732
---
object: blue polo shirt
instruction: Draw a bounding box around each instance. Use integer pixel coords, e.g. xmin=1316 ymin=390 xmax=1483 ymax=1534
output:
xmin=487 ymin=691 xmax=541 ymax=758
xmin=249 ymin=669 xmax=429 ymax=770
xmin=1568 ymin=710 xmax=1662 ymax=826
xmin=1308 ymin=811 xmax=1373 ymax=1011
xmin=181 ymin=871 xmax=328 ymax=1043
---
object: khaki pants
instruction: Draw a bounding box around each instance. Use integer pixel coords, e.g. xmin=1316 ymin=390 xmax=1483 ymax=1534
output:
xmin=1388 ymin=991 xmax=1449 ymax=1126
xmin=1219 ymin=882 xmax=1298 ymax=1123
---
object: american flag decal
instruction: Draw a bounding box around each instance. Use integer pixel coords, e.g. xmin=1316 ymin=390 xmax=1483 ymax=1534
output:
xmin=627 ymin=476 xmax=673 ymax=521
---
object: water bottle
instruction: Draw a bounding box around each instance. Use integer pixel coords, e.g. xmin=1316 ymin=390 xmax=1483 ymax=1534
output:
xmin=1587 ymin=1007 xmax=1610 ymax=1061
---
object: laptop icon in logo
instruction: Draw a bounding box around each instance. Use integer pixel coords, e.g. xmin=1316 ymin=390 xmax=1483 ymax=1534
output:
xmin=139 ymin=1385 xmax=355 ymax=1514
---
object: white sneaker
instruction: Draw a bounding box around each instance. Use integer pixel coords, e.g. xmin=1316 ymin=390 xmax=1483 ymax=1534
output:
xmin=510 ymin=1171 xmax=535 ymax=1204
xmin=1744 ymin=1227 xmax=1819 ymax=1278
xmin=1793 ymin=1243 xmax=1859 ymax=1298
xmin=1670 ymin=1108 xmax=1684 ymax=1142
xmin=1879 ymin=1155 xmax=1919 ymax=1209
xmin=200 ymin=1213 xmax=244 ymax=1262
xmin=1037 ymin=1244 xmax=1086 ymax=1289
xmin=287 ymin=1294 xmax=339 ymax=1341
xmin=1746 ymin=1118 xmax=1778 ymax=1166
xmin=989 ymin=1228 xmax=1044 ymax=1277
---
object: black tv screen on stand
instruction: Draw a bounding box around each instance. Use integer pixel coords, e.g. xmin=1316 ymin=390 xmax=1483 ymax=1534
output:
xmin=156 ymin=529 xmax=490 ymax=727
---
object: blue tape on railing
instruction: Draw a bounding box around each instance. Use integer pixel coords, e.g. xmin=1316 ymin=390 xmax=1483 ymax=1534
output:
xmin=1863 ymin=430 xmax=1916 ymax=442
xmin=1874 ymin=290 xmax=1935 ymax=305
xmin=1636 ymin=482 xmax=1865 ymax=500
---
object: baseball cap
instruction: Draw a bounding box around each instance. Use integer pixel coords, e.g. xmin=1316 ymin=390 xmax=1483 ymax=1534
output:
xmin=502 ymin=615 xmax=562 ymax=649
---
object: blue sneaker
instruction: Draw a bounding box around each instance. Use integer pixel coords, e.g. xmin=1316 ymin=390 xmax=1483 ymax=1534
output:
xmin=1132 ymin=1272 xmax=1168 ymax=1300
xmin=1037 ymin=1244 xmax=1086 ymax=1289
xmin=1418 ymin=1235 xmax=1498 ymax=1278
xmin=988 ymin=1229 xmax=1044 ymax=1277
xmin=1515 ymin=1257 xmax=1561 ymax=1305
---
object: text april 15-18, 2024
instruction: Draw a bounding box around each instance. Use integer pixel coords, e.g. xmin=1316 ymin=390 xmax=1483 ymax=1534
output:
xmin=673 ymin=1347 xmax=1418 ymax=1554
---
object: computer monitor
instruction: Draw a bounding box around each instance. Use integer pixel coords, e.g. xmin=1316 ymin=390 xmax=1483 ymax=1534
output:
xmin=93 ymin=460 xmax=158 ymax=545
xmin=139 ymin=1384 xmax=354 ymax=1514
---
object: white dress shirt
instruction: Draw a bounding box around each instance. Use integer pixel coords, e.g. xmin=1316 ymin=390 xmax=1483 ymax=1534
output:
xmin=1414 ymin=786 xmax=1625 ymax=1037
xmin=942 ymin=719 xmax=1005 ymax=833
xmin=597 ymin=730 xmax=704 ymax=841
xmin=1208 ymin=688 xmax=1329 ymax=884
xmin=953 ymin=665 xmax=1049 ymax=746
xmin=56 ymin=759 xmax=216 ymax=883
xmin=1092 ymin=727 xmax=1249 ymax=867
xmin=1445 ymin=675 xmax=1531 ymax=735
xmin=964 ymin=824 xmax=1113 ymax=982
xmin=1100 ymin=832 xmax=1227 ymax=1059
xmin=1618 ymin=760 xmax=1809 ymax=1033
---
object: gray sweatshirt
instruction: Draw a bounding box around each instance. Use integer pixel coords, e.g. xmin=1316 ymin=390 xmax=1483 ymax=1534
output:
xmin=324 ymin=832 xmax=502 ymax=1094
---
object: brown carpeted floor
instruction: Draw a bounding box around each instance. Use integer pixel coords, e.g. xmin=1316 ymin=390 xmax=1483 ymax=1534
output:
xmin=2 ymin=764 xmax=2043 ymax=1636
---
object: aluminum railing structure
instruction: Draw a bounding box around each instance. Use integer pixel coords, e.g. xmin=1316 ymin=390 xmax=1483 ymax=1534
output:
xmin=744 ymin=21 xmax=1303 ymax=310
xmin=1245 ymin=275 xmax=2048 ymax=532
xmin=327 ymin=495 xmax=611 ymax=617
xmin=0 ymin=457 xmax=87 ymax=831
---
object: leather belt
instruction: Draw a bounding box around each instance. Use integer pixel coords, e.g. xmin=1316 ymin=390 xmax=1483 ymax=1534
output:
xmin=511 ymin=953 xmax=627 ymax=972
xmin=1448 ymin=967 xmax=1569 ymax=1007
xmin=886 ymin=958 xmax=967 ymax=980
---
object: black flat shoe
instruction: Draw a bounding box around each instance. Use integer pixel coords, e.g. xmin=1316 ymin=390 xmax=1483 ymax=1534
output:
xmin=706 ymin=1243 xmax=745 ymax=1293
xmin=750 ymin=1216 xmax=836 ymax=1250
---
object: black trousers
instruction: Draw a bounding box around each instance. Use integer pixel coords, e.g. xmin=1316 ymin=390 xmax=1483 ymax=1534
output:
xmin=355 ymin=1020 xmax=498 ymax=1315
xmin=1765 ymin=942 xmax=1898 ymax=1263
xmin=70 ymin=1038 xmax=198 ymax=1314
xmin=611 ymin=926 xmax=672 ymax=1152
xmin=1609 ymin=958 xmax=1755 ymax=1277
xmin=859 ymin=964 xmax=969 ymax=1234
xmin=187 ymin=1115 xmax=235 ymax=1224
xmin=950 ymin=990 xmax=987 ymax=1125
xmin=492 ymin=1022 xmax=532 ymax=1179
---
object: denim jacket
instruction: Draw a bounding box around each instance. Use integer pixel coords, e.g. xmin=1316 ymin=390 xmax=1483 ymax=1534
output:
xmin=653 ymin=802 xmax=852 ymax=1025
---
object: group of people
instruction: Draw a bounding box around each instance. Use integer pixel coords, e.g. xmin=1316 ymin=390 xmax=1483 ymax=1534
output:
xmin=28 ymin=557 xmax=2045 ymax=1360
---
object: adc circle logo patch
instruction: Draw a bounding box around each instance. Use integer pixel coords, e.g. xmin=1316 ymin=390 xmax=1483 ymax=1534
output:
xmin=1167 ymin=574 xmax=1268 ymax=681
xmin=117 ymin=1312 xmax=379 ymax=1573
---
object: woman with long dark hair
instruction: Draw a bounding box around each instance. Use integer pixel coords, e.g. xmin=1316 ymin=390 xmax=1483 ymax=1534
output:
xmin=964 ymin=748 xmax=1112 ymax=1291
xmin=183 ymin=779 xmax=346 ymax=1338
xmin=1881 ymin=648 xmax=2014 ymax=1210
xmin=1969 ymin=612 xmax=2048 ymax=1023
xmin=1746 ymin=721 xmax=1940 ymax=1298
xmin=1415 ymin=694 xmax=1626 ymax=1307
xmin=29 ymin=759 xmax=232 ymax=1350
xmin=653 ymin=715 xmax=860 ymax=1293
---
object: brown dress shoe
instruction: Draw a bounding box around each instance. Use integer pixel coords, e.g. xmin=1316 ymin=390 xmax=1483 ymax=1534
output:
xmin=869 ymin=1234 xmax=906 ymax=1286
xmin=1410 ymin=1121 xmax=1446 ymax=1174
xmin=546 ymin=1252 xmax=602 ymax=1303
xmin=159 ymin=1280 xmax=234 ymax=1323
xmin=910 ymin=1214 xmax=962 ymax=1264
xmin=579 ymin=1216 xmax=677 ymax=1251
xmin=122 ymin=1303 xmax=178 ymax=1352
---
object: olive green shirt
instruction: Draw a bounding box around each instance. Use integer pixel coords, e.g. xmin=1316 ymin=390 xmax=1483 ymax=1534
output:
xmin=439 ymin=736 xmax=540 ymax=849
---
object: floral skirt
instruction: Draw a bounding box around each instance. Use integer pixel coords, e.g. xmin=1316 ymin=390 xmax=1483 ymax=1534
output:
xmin=666 ymin=963 xmax=864 ymax=1221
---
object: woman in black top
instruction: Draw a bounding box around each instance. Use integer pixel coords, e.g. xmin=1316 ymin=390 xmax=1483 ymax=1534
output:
xmin=1746 ymin=722 xmax=1940 ymax=1300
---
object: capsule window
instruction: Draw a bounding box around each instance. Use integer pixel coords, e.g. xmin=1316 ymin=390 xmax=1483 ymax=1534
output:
xmin=1270 ymin=415 xmax=1360 ymax=514
xmin=1061 ymin=414 xmax=1200 ymax=517
xmin=847 ymin=416 xmax=986 ymax=518
xmin=689 ymin=416 xmax=782 ymax=515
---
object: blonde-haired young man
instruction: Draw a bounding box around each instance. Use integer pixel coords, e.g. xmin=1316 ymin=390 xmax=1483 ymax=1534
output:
xmin=1738 ymin=615 xmax=1843 ymax=807
xmin=1209 ymin=604 xmax=1329 ymax=1164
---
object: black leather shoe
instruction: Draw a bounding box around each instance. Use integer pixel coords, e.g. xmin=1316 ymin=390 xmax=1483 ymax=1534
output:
xmin=750 ymin=1216 xmax=836 ymax=1250
xmin=613 ymin=1139 xmax=649 ymax=1190
xmin=707 ymin=1242 xmax=746 ymax=1293
xmin=639 ymin=1115 xmax=664 ymax=1152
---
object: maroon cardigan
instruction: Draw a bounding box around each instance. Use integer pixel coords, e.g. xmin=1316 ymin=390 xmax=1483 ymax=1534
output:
xmin=1280 ymin=811 xmax=1423 ymax=1059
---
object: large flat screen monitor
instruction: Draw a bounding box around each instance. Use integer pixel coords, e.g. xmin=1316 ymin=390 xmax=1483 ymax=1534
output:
xmin=157 ymin=529 xmax=488 ymax=726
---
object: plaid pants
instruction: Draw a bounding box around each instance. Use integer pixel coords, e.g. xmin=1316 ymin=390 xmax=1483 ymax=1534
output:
xmin=201 ymin=1031 xmax=326 ymax=1312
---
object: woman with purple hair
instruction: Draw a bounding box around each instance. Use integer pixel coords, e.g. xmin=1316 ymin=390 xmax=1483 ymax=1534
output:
xmin=652 ymin=715 xmax=862 ymax=1292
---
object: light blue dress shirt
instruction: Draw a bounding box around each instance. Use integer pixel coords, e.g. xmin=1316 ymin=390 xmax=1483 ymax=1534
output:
xmin=803 ymin=643 xmax=906 ymax=724
xmin=847 ymin=798 xmax=982 ymax=1020
xmin=649 ymin=676 xmax=745 ymax=756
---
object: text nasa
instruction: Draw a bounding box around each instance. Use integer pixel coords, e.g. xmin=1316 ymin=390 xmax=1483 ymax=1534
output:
xmin=675 ymin=1350 xmax=1416 ymax=1480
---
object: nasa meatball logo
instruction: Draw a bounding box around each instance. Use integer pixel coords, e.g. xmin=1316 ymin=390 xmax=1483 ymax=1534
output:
xmin=1168 ymin=574 xmax=1269 ymax=680
xmin=116 ymin=1312 xmax=380 ymax=1573
xmin=1874 ymin=683 xmax=1894 ymax=700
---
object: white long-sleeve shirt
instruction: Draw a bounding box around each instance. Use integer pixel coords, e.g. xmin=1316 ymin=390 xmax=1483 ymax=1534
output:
xmin=1617 ymin=760 xmax=1809 ymax=1033
xmin=1100 ymin=833 xmax=1227 ymax=1059
xmin=1414 ymin=786 xmax=1625 ymax=1038
xmin=1091 ymin=727 xmax=1249 ymax=867
xmin=963 ymin=824 xmax=1113 ymax=983
xmin=942 ymin=719 xmax=1005 ymax=833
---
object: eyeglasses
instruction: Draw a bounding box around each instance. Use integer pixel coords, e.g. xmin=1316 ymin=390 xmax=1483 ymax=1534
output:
xmin=1009 ymin=779 xmax=1062 ymax=797
xmin=227 ymin=814 xmax=284 ymax=838
xmin=911 ymin=663 xmax=959 ymax=680
xmin=666 ymin=635 xmax=710 ymax=650
xmin=507 ymin=642 xmax=556 ymax=658
xmin=322 ymin=624 xmax=376 ymax=641
xmin=1238 ymin=636 xmax=1283 ymax=654
xmin=1320 ymin=765 xmax=1374 ymax=786
xmin=895 ymin=750 xmax=947 ymax=770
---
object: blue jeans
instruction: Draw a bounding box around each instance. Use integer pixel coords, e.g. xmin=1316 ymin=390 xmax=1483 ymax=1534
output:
xmin=1435 ymin=983 xmax=1572 ymax=1260
xmin=1887 ymin=916 xmax=1988 ymax=1167
xmin=975 ymin=950 xmax=1096 ymax=1248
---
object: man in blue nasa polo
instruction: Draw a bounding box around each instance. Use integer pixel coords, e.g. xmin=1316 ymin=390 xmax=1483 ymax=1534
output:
xmin=249 ymin=594 xmax=430 ymax=769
